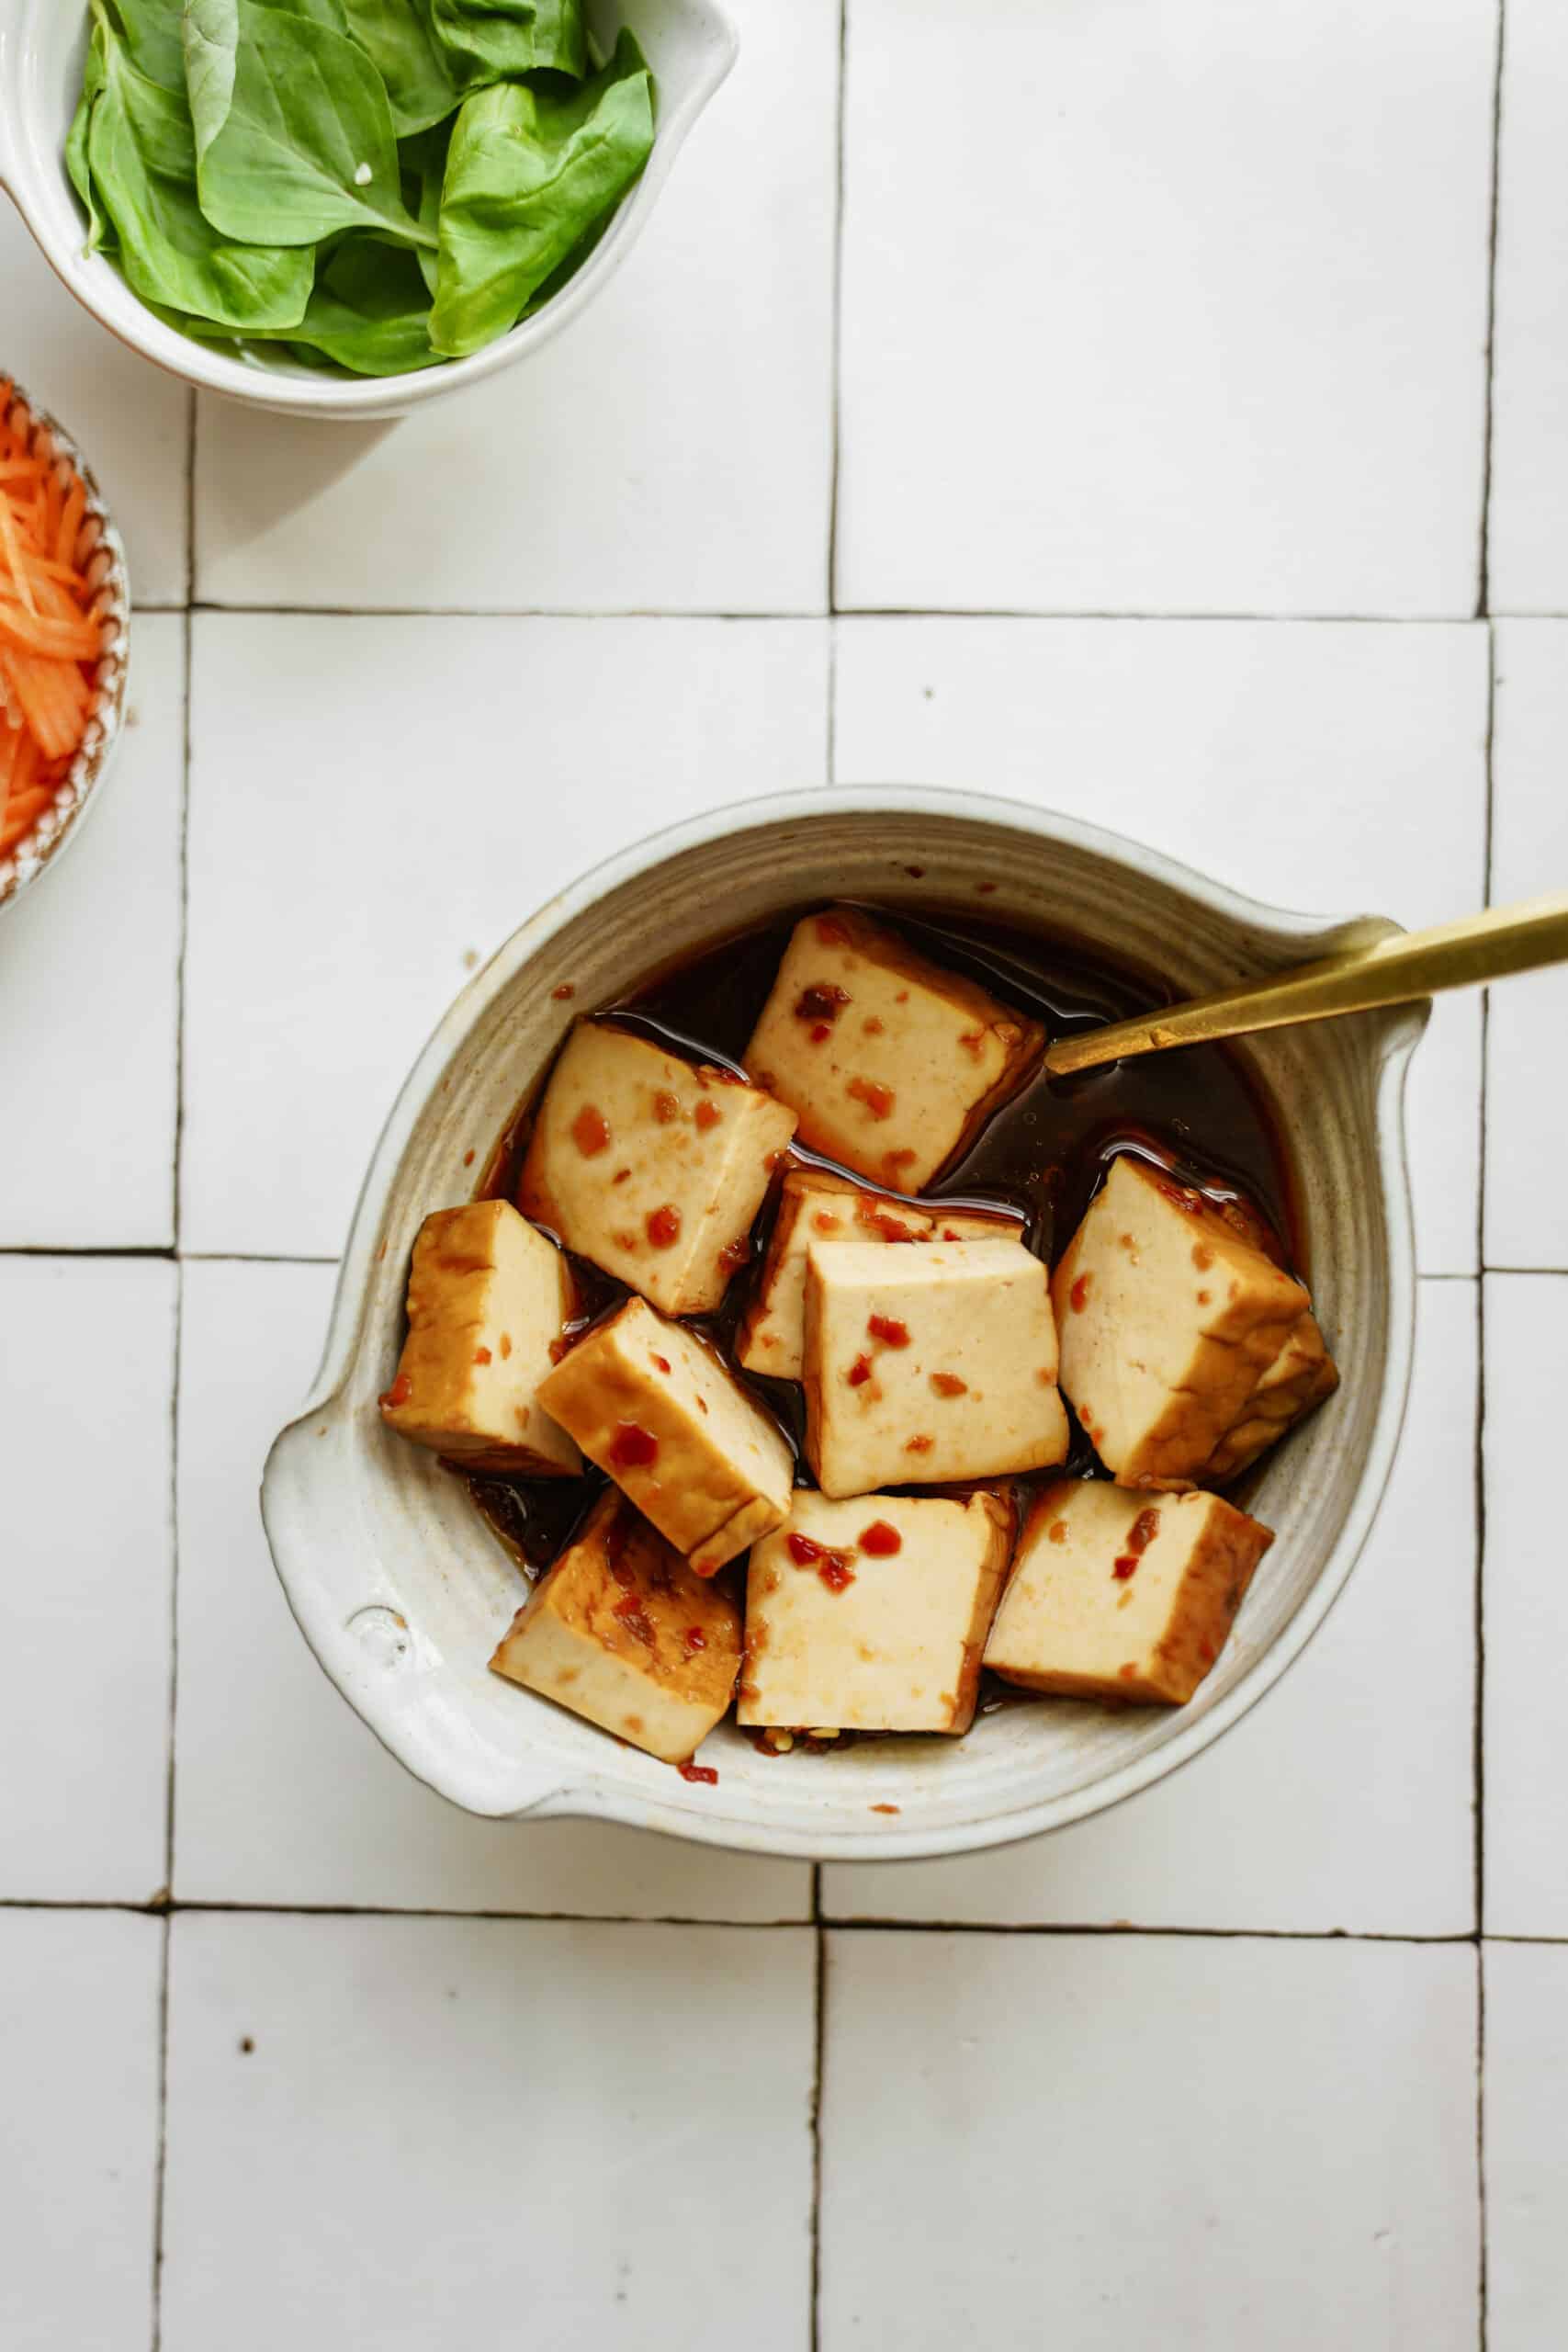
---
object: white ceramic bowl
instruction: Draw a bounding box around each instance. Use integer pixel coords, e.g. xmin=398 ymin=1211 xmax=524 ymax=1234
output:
xmin=263 ymin=790 xmax=1425 ymax=1862
xmin=0 ymin=0 xmax=737 ymax=422
xmin=0 ymin=377 xmax=130 ymax=916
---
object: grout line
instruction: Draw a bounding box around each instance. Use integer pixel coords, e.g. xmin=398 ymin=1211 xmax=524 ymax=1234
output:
xmin=171 ymin=371 xmax=198 ymax=1255
xmin=151 ymin=603 xmax=1499 ymax=626
xmin=1477 ymin=1941 xmax=1490 ymax=2352
xmin=810 ymin=1920 xmax=1481 ymax=1942
xmin=1477 ymin=1265 xmax=1568 ymax=1278
xmin=0 ymin=1897 xmax=1485 ymax=1940
xmin=0 ymin=1248 xmax=342 ymax=1265
xmin=182 ymin=1250 xmax=340 ymax=1265
xmin=163 ymin=1264 xmax=184 ymax=1906
xmin=0 ymin=1896 xmax=814 ymax=1926
xmin=1472 ymin=616 xmax=1497 ymax=2350
xmin=173 ymin=608 xmax=192 ymax=1255
xmin=150 ymin=1911 xmax=172 ymax=2352
xmin=0 ymin=1244 xmax=177 ymax=1261
xmin=826 ymin=620 xmax=838 ymax=782
xmin=1474 ymin=623 xmax=1496 ymax=1937
xmin=810 ymin=1866 xmax=826 ymax=2352
xmin=13 ymin=1895 xmax=1568 ymax=1944
xmin=1477 ymin=0 xmax=1506 ymax=618
xmin=826 ymin=0 xmax=849 ymax=619
xmin=751 ymin=607 xmax=1493 ymax=628
xmin=1474 ymin=1271 xmax=1489 ymax=1939
xmin=147 ymin=381 xmax=197 ymax=2352
xmin=186 ymin=602 xmax=826 ymax=622
xmin=182 ymin=388 xmax=196 ymax=609
xmin=146 ymin=1275 xmax=182 ymax=2352
xmin=186 ymin=390 xmax=200 ymax=607
xmin=1472 ymin=1292 xmax=1491 ymax=2337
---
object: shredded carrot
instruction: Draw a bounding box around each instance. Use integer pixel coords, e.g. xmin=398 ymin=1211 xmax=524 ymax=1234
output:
xmin=30 ymin=567 xmax=99 ymax=623
xmin=55 ymin=479 xmax=86 ymax=571
xmin=0 ymin=389 xmax=103 ymax=863
xmin=0 ymin=601 xmax=100 ymax=661
xmin=2 ymin=781 xmax=51 ymax=829
xmin=1 ymin=550 xmax=86 ymax=590
xmin=0 ymin=491 xmax=36 ymax=614
xmin=0 ymin=718 xmax=23 ymax=828
xmin=0 ymin=650 xmax=84 ymax=762
xmin=0 ymin=726 xmax=41 ymax=850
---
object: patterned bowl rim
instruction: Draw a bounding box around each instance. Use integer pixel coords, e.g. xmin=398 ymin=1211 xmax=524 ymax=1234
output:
xmin=0 ymin=374 xmax=130 ymax=915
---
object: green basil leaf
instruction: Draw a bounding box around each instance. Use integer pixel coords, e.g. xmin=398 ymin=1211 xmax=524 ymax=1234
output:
xmin=182 ymin=0 xmax=350 ymax=160
xmin=189 ymin=1 xmax=433 ymax=250
xmin=102 ymin=0 xmax=187 ymax=93
xmin=288 ymin=239 xmax=444 ymax=372
xmin=343 ymin=0 xmax=461 ymax=138
xmin=428 ymin=0 xmax=587 ymax=83
xmin=66 ymin=19 xmax=114 ymax=251
xmin=399 ymin=119 xmax=452 ymax=295
xmin=516 ymin=197 xmax=614 ymax=312
xmin=191 ymin=237 xmax=443 ymax=373
xmin=87 ymin=34 xmax=313 ymax=328
xmin=181 ymin=0 xmax=239 ymax=156
xmin=429 ymin=28 xmax=652 ymax=359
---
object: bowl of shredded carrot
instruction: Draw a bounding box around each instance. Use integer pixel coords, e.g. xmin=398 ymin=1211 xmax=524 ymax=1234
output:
xmin=0 ymin=375 xmax=129 ymax=915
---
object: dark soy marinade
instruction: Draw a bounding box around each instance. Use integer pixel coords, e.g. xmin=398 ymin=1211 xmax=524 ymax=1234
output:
xmin=466 ymin=903 xmax=1296 ymax=1605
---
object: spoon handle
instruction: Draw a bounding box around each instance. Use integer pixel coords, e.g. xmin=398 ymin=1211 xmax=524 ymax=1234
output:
xmin=1043 ymin=893 xmax=1568 ymax=1078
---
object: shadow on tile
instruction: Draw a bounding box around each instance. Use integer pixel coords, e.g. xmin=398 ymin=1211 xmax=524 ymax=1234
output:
xmin=195 ymin=407 xmax=400 ymax=581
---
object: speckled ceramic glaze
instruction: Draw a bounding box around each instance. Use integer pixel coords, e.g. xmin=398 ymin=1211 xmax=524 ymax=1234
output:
xmin=0 ymin=0 xmax=738 ymax=421
xmin=0 ymin=379 xmax=129 ymax=916
xmin=263 ymin=790 xmax=1426 ymax=1861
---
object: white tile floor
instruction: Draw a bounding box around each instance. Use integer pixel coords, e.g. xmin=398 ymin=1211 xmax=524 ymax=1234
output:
xmin=3 ymin=0 xmax=1562 ymax=2340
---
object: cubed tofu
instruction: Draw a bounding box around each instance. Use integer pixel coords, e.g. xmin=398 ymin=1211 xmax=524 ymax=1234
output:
xmin=518 ymin=1022 xmax=797 ymax=1316
xmin=984 ymin=1479 xmax=1272 ymax=1705
xmin=735 ymin=1168 xmax=1017 ymax=1379
xmin=536 ymin=1295 xmax=795 ymax=1575
xmin=1052 ymin=1156 xmax=1313 ymax=1488
xmin=378 ymin=1199 xmax=580 ymax=1475
xmin=1201 ymin=1313 xmax=1339 ymax=1482
xmin=743 ymin=906 xmax=1043 ymax=1189
xmin=801 ymin=1237 xmax=1068 ymax=1498
xmin=739 ymin=1490 xmax=1015 ymax=1735
xmin=490 ymin=1489 xmax=741 ymax=1764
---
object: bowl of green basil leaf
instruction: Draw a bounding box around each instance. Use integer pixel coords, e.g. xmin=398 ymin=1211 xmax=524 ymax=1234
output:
xmin=0 ymin=0 xmax=737 ymax=416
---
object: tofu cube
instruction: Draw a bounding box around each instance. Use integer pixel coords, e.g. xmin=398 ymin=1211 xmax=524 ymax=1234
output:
xmin=735 ymin=1167 xmax=1017 ymax=1379
xmin=1052 ymin=1155 xmax=1314 ymax=1487
xmin=739 ymin=1490 xmax=1015 ymax=1735
xmin=536 ymin=1295 xmax=795 ymax=1574
xmin=984 ymin=1479 xmax=1273 ymax=1704
xmin=378 ymin=1199 xmax=580 ymax=1475
xmin=518 ymin=1022 xmax=797 ymax=1316
xmin=491 ymin=1489 xmax=740 ymax=1763
xmin=743 ymin=906 xmax=1043 ymax=1189
xmin=801 ymin=1237 xmax=1069 ymax=1498
xmin=1201 ymin=1312 xmax=1339 ymax=1482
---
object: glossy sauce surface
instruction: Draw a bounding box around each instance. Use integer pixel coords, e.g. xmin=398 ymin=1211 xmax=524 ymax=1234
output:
xmin=466 ymin=904 xmax=1295 ymax=1584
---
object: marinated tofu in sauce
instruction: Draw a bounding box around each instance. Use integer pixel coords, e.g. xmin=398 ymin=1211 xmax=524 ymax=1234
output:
xmin=378 ymin=900 xmax=1337 ymax=1781
xmin=536 ymin=1295 xmax=795 ymax=1576
xmin=377 ymin=1200 xmax=581 ymax=1476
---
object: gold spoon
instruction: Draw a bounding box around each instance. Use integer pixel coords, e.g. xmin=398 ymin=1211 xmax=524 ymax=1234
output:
xmin=1043 ymin=892 xmax=1568 ymax=1078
